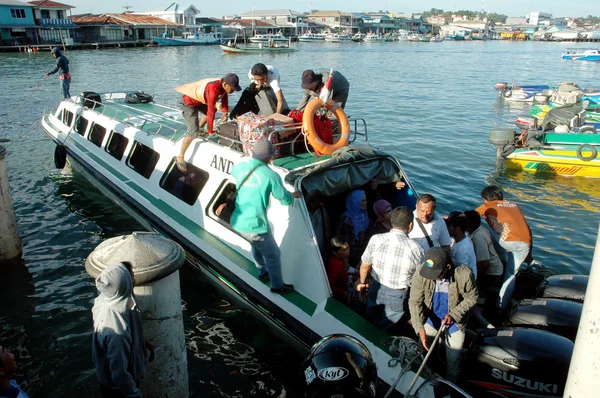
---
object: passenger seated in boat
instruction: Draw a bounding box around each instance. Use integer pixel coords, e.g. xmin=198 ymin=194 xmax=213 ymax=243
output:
xmin=446 ymin=213 xmax=477 ymax=280
xmin=174 ymin=73 xmax=242 ymax=172
xmin=297 ymin=69 xmax=350 ymax=111
xmin=336 ymin=190 xmax=371 ymax=270
xmin=306 ymin=190 xmax=330 ymax=258
xmin=214 ymin=185 xmax=237 ymax=224
xmin=357 ymin=206 xmax=424 ymax=332
xmin=230 ymin=63 xmax=288 ymax=119
xmin=369 ymin=199 xmax=392 ymax=236
xmin=409 ymin=247 xmax=478 ymax=383
xmin=476 ymin=185 xmax=532 ymax=311
xmin=326 ymin=236 xmax=351 ymax=303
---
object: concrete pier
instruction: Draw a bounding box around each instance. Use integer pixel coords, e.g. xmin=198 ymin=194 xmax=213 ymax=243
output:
xmin=564 ymin=224 xmax=600 ymax=397
xmin=87 ymin=232 xmax=189 ymax=397
xmin=0 ymin=146 xmax=22 ymax=263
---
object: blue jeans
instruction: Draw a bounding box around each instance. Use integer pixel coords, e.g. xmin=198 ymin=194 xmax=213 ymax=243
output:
xmin=366 ymin=279 xmax=408 ymax=331
xmin=62 ymin=77 xmax=71 ymax=99
xmin=497 ymin=239 xmax=530 ymax=309
xmin=241 ymin=232 xmax=285 ymax=289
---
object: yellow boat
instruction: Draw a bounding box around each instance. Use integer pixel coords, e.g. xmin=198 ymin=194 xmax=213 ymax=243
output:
xmin=504 ymin=148 xmax=600 ymax=178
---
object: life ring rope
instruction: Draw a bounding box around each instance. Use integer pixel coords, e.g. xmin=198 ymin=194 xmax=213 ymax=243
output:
xmin=576 ymin=144 xmax=597 ymax=161
xmin=302 ymin=98 xmax=350 ymax=155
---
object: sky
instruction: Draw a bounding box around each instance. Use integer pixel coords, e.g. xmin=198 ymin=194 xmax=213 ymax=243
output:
xmin=62 ymin=1 xmax=599 ymax=19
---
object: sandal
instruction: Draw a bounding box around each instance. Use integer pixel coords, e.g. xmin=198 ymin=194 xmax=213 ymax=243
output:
xmin=176 ymin=157 xmax=187 ymax=172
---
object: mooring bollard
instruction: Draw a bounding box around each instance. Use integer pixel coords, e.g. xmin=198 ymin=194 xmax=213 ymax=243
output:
xmin=0 ymin=145 xmax=22 ymax=263
xmin=86 ymin=232 xmax=189 ymax=398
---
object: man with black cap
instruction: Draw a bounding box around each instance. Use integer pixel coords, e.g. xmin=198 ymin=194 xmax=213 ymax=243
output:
xmin=296 ymin=69 xmax=350 ymax=111
xmin=174 ymin=73 xmax=242 ymax=172
xmin=409 ymin=246 xmax=478 ymax=383
xmin=45 ymin=47 xmax=71 ymax=99
xmin=230 ymin=138 xmax=302 ymax=294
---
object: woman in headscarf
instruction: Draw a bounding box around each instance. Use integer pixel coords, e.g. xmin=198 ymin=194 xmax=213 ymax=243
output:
xmin=370 ymin=199 xmax=393 ymax=236
xmin=92 ymin=263 xmax=150 ymax=398
xmin=337 ymin=190 xmax=371 ymax=270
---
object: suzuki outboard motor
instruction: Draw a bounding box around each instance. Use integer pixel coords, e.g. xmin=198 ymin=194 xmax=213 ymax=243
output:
xmin=537 ymin=274 xmax=588 ymax=302
xmin=464 ymin=327 xmax=573 ymax=397
xmin=503 ymin=298 xmax=582 ymax=341
xmin=301 ymin=334 xmax=378 ymax=398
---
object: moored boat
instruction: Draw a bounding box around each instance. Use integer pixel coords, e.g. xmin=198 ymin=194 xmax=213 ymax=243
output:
xmin=152 ymin=31 xmax=222 ymax=46
xmin=220 ymin=42 xmax=297 ymax=54
xmin=352 ymin=32 xmax=366 ymax=42
xmin=561 ymin=48 xmax=600 ymax=61
xmin=324 ymin=33 xmax=352 ymax=42
xmin=298 ymin=32 xmax=326 ymax=42
xmin=363 ymin=33 xmax=383 ymax=42
xmin=249 ymin=33 xmax=288 ymax=43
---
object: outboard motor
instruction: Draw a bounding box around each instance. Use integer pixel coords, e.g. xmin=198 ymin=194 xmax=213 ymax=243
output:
xmin=489 ymin=129 xmax=517 ymax=158
xmin=464 ymin=327 xmax=573 ymax=397
xmin=301 ymin=334 xmax=378 ymax=398
xmin=503 ymin=298 xmax=582 ymax=341
xmin=537 ymin=274 xmax=588 ymax=302
xmin=515 ymin=115 xmax=538 ymax=131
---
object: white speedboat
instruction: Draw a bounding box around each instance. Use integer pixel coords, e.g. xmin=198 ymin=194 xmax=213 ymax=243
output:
xmin=249 ymin=33 xmax=288 ymax=43
xmin=152 ymin=31 xmax=222 ymax=46
xmin=363 ymin=33 xmax=383 ymax=42
xmin=352 ymin=33 xmax=366 ymax=42
xmin=298 ymin=32 xmax=326 ymax=42
xmin=324 ymin=33 xmax=352 ymax=42
xmin=561 ymin=48 xmax=600 ymax=61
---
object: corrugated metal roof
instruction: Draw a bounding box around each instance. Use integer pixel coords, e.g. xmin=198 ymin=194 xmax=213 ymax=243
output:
xmin=196 ymin=17 xmax=222 ymax=25
xmin=71 ymin=13 xmax=181 ymax=26
xmin=239 ymin=9 xmax=304 ymax=17
xmin=220 ymin=19 xmax=277 ymax=27
xmin=28 ymin=1 xmax=74 ymax=8
xmin=308 ymin=11 xmax=352 ymax=17
xmin=0 ymin=0 xmax=33 ymax=6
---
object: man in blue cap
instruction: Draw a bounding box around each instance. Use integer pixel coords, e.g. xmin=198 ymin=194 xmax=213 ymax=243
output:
xmin=45 ymin=47 xmax=71 ymax=99
xmin=230 ymin=138 xmax=302 ymax=294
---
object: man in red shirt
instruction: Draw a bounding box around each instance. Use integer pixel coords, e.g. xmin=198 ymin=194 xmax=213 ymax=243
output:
xmin=476 ymin=185 xmax=531 ymax=310
xmin=175 ymin=73 xmax=241 ymax=172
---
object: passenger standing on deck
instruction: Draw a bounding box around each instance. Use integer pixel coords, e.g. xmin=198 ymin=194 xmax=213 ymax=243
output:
xmin=408 ymin=194 xmax=452 ymax=253
xmin=476 ymin=185 xmax=532 ymax=310
xmin=230 ymin=64 xmax=288 ymax=118
xmin=92 ymin=263 xmax=154 ymax=398
xmin=230 ymin=138 xmax=302 ymax=295
xmin=296 ymin=69 xmax=350 ymax=111
xmin=409 ymin=247 xmax=478 ymax=383
xmin=446 ymin=213 xmax=477 ymax=279
xmin=357 ymin=206 xmax=424 ymax=331
xmin=174 ymin=73 xmax=242 ymax=172
xmin=45 ymin=47 xmax=71 ymax=99
xmin=0 ymin=345 xmax=29 ymax=398
xmin=464 ymin=210 xmax=504 ymax=292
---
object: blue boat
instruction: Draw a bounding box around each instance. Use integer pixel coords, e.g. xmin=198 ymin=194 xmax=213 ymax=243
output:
xmin=561 ymin=48 xmax=600 ymax=62
xmin=152 ymin=31 xmax=222 ymax=46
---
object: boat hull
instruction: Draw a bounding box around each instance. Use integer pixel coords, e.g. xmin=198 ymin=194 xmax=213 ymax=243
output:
xmin=152 ymin=37 xmax=220 ymax=46
xmin=220 ymin=45 xmax=296 ymax=54
xmin=506 ymin=149 xmax=600 ymax=177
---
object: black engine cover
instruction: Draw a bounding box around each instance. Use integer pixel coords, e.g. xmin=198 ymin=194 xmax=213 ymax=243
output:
xmin=537 ymin=274 xmax=588 ymax=302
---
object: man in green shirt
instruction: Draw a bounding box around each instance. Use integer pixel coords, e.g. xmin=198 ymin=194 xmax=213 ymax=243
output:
xmin=230 ymin=138 xmax=302 ymax=294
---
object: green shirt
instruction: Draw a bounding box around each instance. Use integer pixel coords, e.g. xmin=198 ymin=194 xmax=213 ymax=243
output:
xmin=230 ymin=159 xmax=293 ymax=234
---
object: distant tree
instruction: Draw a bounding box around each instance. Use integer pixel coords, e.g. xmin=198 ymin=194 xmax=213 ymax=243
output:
xmin=581 ymin=15 xmax=599 ymax=25
xmin=486 ymin=13 xmax=508 ymax=23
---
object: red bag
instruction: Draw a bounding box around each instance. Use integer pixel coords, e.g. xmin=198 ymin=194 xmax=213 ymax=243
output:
xmin=288 ymin=110 xmax=333 ymax=155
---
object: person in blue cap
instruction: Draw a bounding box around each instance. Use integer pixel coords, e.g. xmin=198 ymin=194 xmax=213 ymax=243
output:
xmin=45 ymin=47 xmax=71 ymax=99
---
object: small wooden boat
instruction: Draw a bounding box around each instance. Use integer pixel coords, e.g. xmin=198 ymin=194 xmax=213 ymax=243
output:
xmin=220 ymin=43 xmax=297 ymax=54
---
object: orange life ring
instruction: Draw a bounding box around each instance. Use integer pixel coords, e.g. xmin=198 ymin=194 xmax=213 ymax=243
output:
xmin=302 ymin=98 xmax=350 ymax=155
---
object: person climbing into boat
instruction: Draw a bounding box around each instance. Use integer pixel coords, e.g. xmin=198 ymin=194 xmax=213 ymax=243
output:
xmin=92 ymin=262 xmax=154 ymax=398
xmin=409 ymin=246 xmax=478 ymax=383
xmin=476 ymin=185 xmax=532 ymax=310
xmin=230 ymin=63 xmax=288 ymax=118
xmin=230 ymin=138 xmax=302 ymax=295
xmin=326 ymin=236 xmax=351 ymax=303
xmin=45 ymin=47 xmax=71 ymax=99
xmin=174 ymin=73 xmax=242 ymax=172
xmin=336 ymin=190 xmax=371 ymax=272
xmin=408 ymin=194 xmax=452 ymax=253
xmin=369 ymin=199 xmax=393 ymax=236
xmin=357 ymin=206 xmax=424 ymax=332
xmin=463 ymin=210 xmax=504 ymax=294
xmin=296 ymin=69 xmax=350 ymax=111
xmin=446 ymin=213 xmax=477 ymax=280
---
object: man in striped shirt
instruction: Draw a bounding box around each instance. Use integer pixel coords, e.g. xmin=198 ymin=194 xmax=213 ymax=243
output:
xmin=357 ymin=206 xmax=425 ymax=331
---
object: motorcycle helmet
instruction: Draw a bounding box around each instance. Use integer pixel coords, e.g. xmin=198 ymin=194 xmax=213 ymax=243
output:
xmin=302 ymin=334 xmax=377 ymax=398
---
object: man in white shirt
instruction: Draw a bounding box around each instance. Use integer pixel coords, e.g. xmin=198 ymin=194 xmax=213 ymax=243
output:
xmin=357 ymin=206 xmax=425 ymax=331
xmin=249 ymin=63 xmax=288 ymax=114
xmin=230 ymin=63 xmax=288 ymax=118
xmin=408 ymin=194 xmax=452 ymax=253
xmin=446 ymin=213 xmax=477 ymax=279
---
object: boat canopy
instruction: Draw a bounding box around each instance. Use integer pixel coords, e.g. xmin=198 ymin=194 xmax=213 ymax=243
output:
xmin=285 ymin=146 xmax=403 ymax=196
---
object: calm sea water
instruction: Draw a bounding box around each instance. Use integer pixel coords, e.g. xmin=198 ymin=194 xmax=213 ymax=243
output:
xmin=1 ymin=41 xmax=599 ymax=397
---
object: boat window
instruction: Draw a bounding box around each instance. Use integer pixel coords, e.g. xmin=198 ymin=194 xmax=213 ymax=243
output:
xmin=127 ymin=141 xmax=160 ymax=179
xmin=207 ymin=180 xmax=237 ymax=226
xmin=61 ymin=110 xmax=74 ymax=127
xmin=76 ymin=117 xmax=89 ymax=136
xmin=88 ymin=123 xmax=106 ymax=147
xmin=160 ymin=158 xmax=209 ymax=206
xmin=106 ymin=131 xmax=129 ymax=161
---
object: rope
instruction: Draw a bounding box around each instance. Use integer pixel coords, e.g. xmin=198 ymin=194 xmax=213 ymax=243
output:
xmin=384 ymin=336 xmax=423 ymax=398
xmin=4 ymin=119 xmax=40 ymax=149
xmin=0 ymin=77 xmax=47 ymax=133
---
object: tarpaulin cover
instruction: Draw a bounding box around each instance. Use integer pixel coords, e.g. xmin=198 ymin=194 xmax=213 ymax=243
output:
xmin=285 ymin=145 xmax=404 ymax=196
xmin=542 ymin=103 xmax=583 ymax=132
